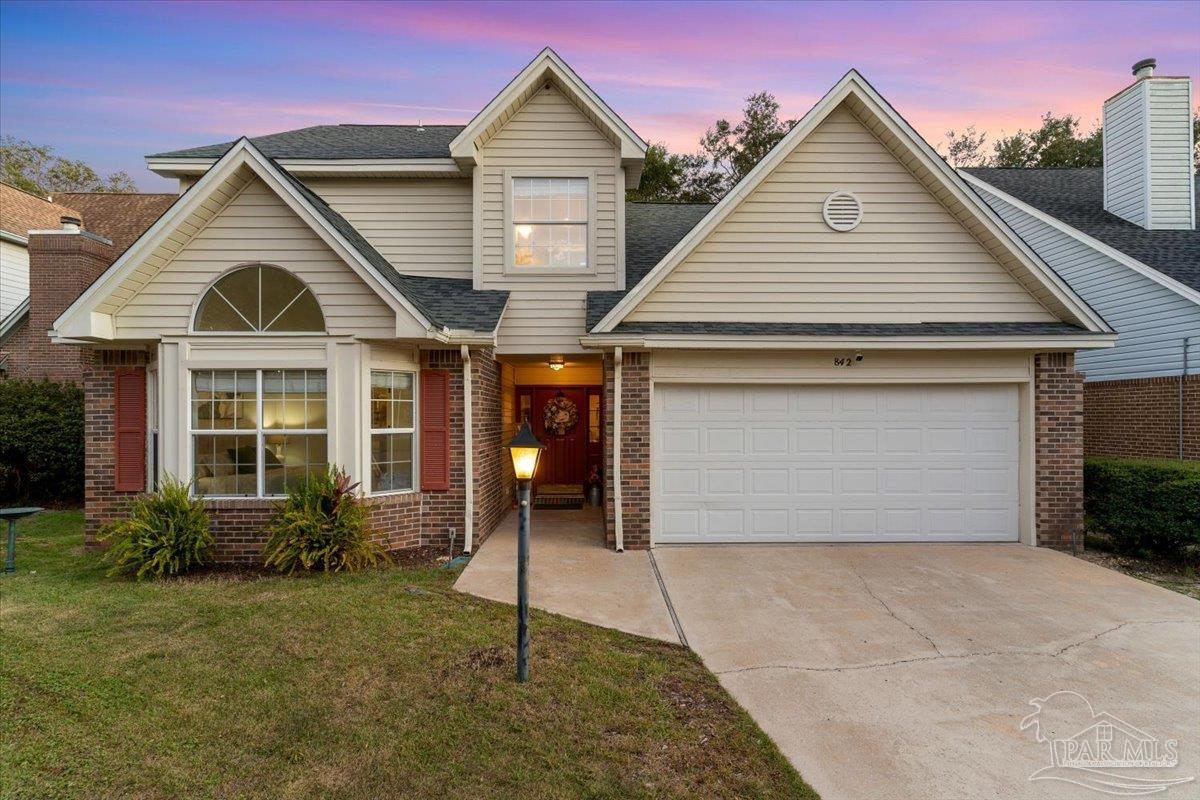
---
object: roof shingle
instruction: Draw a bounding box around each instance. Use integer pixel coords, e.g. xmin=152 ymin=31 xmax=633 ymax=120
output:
xmin=964 ymin=167 xmax=1200 ymax=292
xmin=150 ymin=125 xmax=466 ymax=161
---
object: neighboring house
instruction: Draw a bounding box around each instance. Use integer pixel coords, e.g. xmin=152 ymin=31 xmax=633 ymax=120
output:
xmin=0 ymin=187 xmax=173 ymax=381
xmin=0 ymin=183 xmax=81 ymax=359
xmin=50 ymin=49 xmax=1114 ymax=562
xmin=963 ymin=60 xmax=1198 ymax=460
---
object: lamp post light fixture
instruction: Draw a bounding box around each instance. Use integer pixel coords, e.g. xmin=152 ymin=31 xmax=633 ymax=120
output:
xmin=506 ymin=421 xmax=545 ymax=682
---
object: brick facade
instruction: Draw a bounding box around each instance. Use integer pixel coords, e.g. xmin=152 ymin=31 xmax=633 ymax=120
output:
xmin=83 ymin=345 xmax=505 ymax=565
xmin=603 ymin=351 xmax=650 ymax=550
xmin=2 ymin=231 xmax=116 ymax=383
xmin=1083 ymin=375 xmax=1199 ymax=460
xmin=1034 ymin=352 xmax=1085 ymax=551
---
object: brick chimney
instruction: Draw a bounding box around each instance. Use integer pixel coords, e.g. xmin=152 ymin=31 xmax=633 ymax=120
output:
xmin=1102 ymin=58 xmax=1195 ymax=231
xmin=7 ymin=217 xmax=115 ymax=382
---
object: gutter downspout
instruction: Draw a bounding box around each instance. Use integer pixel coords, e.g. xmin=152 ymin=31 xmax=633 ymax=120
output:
xmin=461 ymin=344 xmax=474 ymax=554
xmin=613 ymin=346 xmax=624 ymax=552
xmin=1182 ymin=337 xmax=1196 ymax=460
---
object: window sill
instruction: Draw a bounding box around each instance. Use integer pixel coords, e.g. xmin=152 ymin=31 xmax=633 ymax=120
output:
xmin=368 ymin=488 xmax=417 ymax=498
xmin=502 ymin=265 xmax=596 ymax=277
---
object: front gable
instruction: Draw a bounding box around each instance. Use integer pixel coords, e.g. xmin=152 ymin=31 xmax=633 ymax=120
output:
xmin=54 ymin=140 xmax=434 ymax=341
xmin=115 ymin=172 xmax=403 ymax=339
xmin=594 ymin=71 xmax=1110 ymax=335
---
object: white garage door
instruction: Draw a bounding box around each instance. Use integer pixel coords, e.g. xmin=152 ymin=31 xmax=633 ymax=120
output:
xmin=653 ymin=384 xmax=1019 ymax=543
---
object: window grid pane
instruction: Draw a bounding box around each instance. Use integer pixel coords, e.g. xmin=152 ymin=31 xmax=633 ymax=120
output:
xmin=512 ymin=177 xmax=588 ymax=268
xmin=369 ymin=370 xmax=416 ymax=494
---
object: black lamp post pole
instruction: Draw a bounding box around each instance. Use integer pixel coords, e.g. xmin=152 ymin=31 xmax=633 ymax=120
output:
xmin=516 ymin=478 xmax=532 ymax=682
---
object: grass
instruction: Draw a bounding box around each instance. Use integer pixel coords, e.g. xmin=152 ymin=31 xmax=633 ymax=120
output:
xmin=0 ymin=511 xmax=816 ymax=800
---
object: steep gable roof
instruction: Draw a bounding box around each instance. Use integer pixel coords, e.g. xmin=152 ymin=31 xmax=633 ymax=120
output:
xmin=591 ymin=70 xmax=1111 ymax=336
xmin=963 ymin=168 xmax=1200 ymax=295
xmin=149 ymin=125 xmax=465 ymax=161
xmin=50 ymin=192 xmax=175 ymax=255
xmin=449 ymin=48 xmax=646 ymax=179
xmin=54 ymin=139 xmax=507 ymax=340
xmin=0 ymin=182 xmax=79 ymax=239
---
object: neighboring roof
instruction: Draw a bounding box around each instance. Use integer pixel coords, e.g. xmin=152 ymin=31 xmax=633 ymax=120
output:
xmin=148 ymin=125 xmax=466 ymax=160
xmin=51 ymin=192 xmax=175 ymax=255
xmin=0 ymin=296 xmax=29 ymax=343
xmin=0 ymin=182 xmax=79 ymax=238
xmin=587 ymin=202 xmax=714 ymax=328
xmin=270 ymin=160 xmax=508 ymax=332
xmin=606 ymin=321 xmax=1090 ymax=336
xmin=591 ymin=70 xmax=1111 ymax=336
xmin=964 ymin=168 xmax=1200 ymax=293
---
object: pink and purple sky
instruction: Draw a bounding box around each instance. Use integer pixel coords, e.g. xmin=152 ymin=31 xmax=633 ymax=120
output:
xmin=1 ymin=0 xmax=1197 ymax=191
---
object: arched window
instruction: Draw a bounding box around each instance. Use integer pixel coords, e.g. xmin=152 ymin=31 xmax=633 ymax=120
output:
xmin=194 ymin=265 xmax=325 ymax=332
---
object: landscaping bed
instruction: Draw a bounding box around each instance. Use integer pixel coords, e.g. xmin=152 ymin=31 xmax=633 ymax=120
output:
xmin=0 ymin=511 xmax=815 ymax=800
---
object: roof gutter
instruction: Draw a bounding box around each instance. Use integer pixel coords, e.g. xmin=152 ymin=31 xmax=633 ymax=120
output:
xmin=579 ymin=333 xmax=1117 ymax=351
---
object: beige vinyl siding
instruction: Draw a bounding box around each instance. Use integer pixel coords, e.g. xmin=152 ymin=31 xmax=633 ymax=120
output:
xmin=0 ymin=239 xmax=29 ymax=319
xmin=116 ymin=177 xmax=396 ymax=338
xmin=1146 ymin=79 xmax=1194 ymax=229
xmin=1103 ymin=81 xmax=1149 ymax=227
xmin=478 ymin=84 xmax=621 ymax=353
xmin=305 ymin=178 xmax=474 ymax=278
xmin=628 ymin=105 xmax=1057 ymax=324
xmin=479 ymin=86 xmax=619 ymax=287
xmin=496 ymin=292 xmax=588 ymax=353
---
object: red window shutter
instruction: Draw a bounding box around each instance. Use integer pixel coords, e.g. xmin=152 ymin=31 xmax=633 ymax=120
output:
xmin=420 ymin=369 xmax=451 ymax=491
xmin=114 ymin=368 xmax=147 ymax=492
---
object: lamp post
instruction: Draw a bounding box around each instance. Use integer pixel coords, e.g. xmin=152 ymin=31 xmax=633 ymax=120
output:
xmin=506 ymin=421 xmax=545 ymax=683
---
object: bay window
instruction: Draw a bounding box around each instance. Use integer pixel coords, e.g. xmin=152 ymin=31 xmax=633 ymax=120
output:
xmin=511 ymin=177 xmax=588 ymax=268
xmin=190 ymin=369 xmax=327 ymax=497
xmin=369 ymin=370 xmax=415 ymax=493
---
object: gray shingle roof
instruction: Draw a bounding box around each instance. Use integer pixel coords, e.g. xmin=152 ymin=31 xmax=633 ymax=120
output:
xmin=965 ymin=167 xmax=1200 ymax=292
xmin=150 ymin=125 xmax=466 ymax=160
xmin=270 ymin=158 xmax=507 ymax=332
xmin=587 ymin=202 xmax=714 ymax=328
xmin=607 ymin=321 xmax=1091 ymax=336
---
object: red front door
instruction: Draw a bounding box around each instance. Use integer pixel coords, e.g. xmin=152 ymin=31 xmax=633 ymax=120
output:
xmin=529 ymin=387 xmax=587 ymax=489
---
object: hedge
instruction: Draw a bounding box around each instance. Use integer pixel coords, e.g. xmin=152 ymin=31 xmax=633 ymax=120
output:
xmin=1084 ymin=457 xmax=1200 ymax=559
xmin=0 ymin=379 xmax=85 ymax=504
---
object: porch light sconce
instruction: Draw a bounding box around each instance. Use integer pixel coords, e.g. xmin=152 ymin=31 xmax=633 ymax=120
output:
xmin=548 ymin=356 xmax=565 ymax=371
xmin=506 ymin=421 xmax=545 ymax=682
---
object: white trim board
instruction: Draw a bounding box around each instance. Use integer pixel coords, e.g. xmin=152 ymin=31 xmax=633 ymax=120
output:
xmin=53 ymin=138 xmax=436 ymax=341
xmin=591 ymin=69 xmax=1111 ymax=336
xmin=147 ymin=157 xmax=465 ymax=179
xmin=961 ymin=171 xmax=1200 ymax=308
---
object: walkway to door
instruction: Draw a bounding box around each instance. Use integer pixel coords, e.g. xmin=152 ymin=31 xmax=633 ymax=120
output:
xmin=454 ymin=508 xmax=679 ymax=643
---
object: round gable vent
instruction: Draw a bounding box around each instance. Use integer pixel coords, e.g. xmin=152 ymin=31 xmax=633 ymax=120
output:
xmin=822 ymin=191 xmax=863 ymax=231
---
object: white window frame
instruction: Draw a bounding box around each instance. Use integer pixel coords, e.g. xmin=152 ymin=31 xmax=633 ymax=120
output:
xmin=503 ymin=168 xmax=597 ymax=275
xmin=188 ymin=368 xmax=329 ymax=499
xmin=189 ymin=263 xmax=327 ymax=337
xmin=367 ymin=369 xmax=417 ymax=496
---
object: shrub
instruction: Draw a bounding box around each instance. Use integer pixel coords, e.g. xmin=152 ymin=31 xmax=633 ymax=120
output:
xmin=0 ymin=379 xmax=84 ymax=504
xmin=1085 ymin=457 xmax=1200 ymax=559
xmin=261 ymin=467 xmax=384 ymax=574
xmin=100 ymin=478 xmax=213 ymax=580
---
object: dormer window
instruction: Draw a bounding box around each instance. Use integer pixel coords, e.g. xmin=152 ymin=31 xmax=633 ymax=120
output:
xmin=511 ymin=177 xmax=589 ymax=268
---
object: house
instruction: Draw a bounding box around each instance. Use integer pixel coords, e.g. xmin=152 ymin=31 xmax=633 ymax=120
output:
xmin=49 ymin=49 xmax=1114 ymax=562
xmin=0 ymin=185 xmax=173 ymax=381
xmin=963 ymin=59 xmax=1198 ymax=460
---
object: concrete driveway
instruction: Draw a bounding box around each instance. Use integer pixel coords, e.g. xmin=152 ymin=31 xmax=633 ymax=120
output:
xmin=653 ymin=544 xmax=1200 ymax=800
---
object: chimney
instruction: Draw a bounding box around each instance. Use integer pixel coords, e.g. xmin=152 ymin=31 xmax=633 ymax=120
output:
xmin=1102 ymin=58 xmax=1195 ymax=230
xmin=60 ymin=215 xmax=82 ymax=233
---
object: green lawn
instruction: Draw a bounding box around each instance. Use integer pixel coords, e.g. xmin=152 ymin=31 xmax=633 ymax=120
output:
xmin=0 ymin=511 xmax=816 ymax=800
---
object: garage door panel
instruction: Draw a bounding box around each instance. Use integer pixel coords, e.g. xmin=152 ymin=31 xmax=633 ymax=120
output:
xmin=653 ymin=384 xmax=1020 ymax=543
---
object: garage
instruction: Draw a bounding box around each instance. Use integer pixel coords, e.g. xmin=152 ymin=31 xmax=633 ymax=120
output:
xmin=652 ymin=383 xmax=1020 ymax=543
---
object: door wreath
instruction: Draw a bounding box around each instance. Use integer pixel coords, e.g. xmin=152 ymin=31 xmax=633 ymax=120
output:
xmin=543 ymin=394 xmax=579 ymax=435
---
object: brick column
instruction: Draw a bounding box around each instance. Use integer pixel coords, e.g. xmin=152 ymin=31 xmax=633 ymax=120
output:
xmin=83 ymin=349 xmax=152 ymax=548
xmin=1035 ymin=352 xmax=1084 ymax=550
xmin=470 ymin=346 xmax=507 ymax=547
xmin=420 ymin=349 xmax=465 ymax=549
xmin=603 ymin=351 xmax=650 ymax=550
xmin=1 ymin=229 xmax=114 ymax=382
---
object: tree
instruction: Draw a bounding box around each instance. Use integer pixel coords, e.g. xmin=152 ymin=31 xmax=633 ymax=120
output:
xmin=699 ymin=91 xmax=797 ymax=194
xmin=0 ymin=135 xmax=137 ymax=195
xmin=627 ymin=91 xmax=796 ymax=203
xmin=941 ymin=126 xmax=988 ymax=168
xmin=990 ymin=113 xmax=1102 ymax=168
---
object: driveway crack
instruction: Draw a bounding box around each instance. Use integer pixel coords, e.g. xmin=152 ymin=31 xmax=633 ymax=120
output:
xmin=715 ymin=619 xmax=1197 ymax=676
xmin=850 ymin=565 xmax=943 ymax=657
